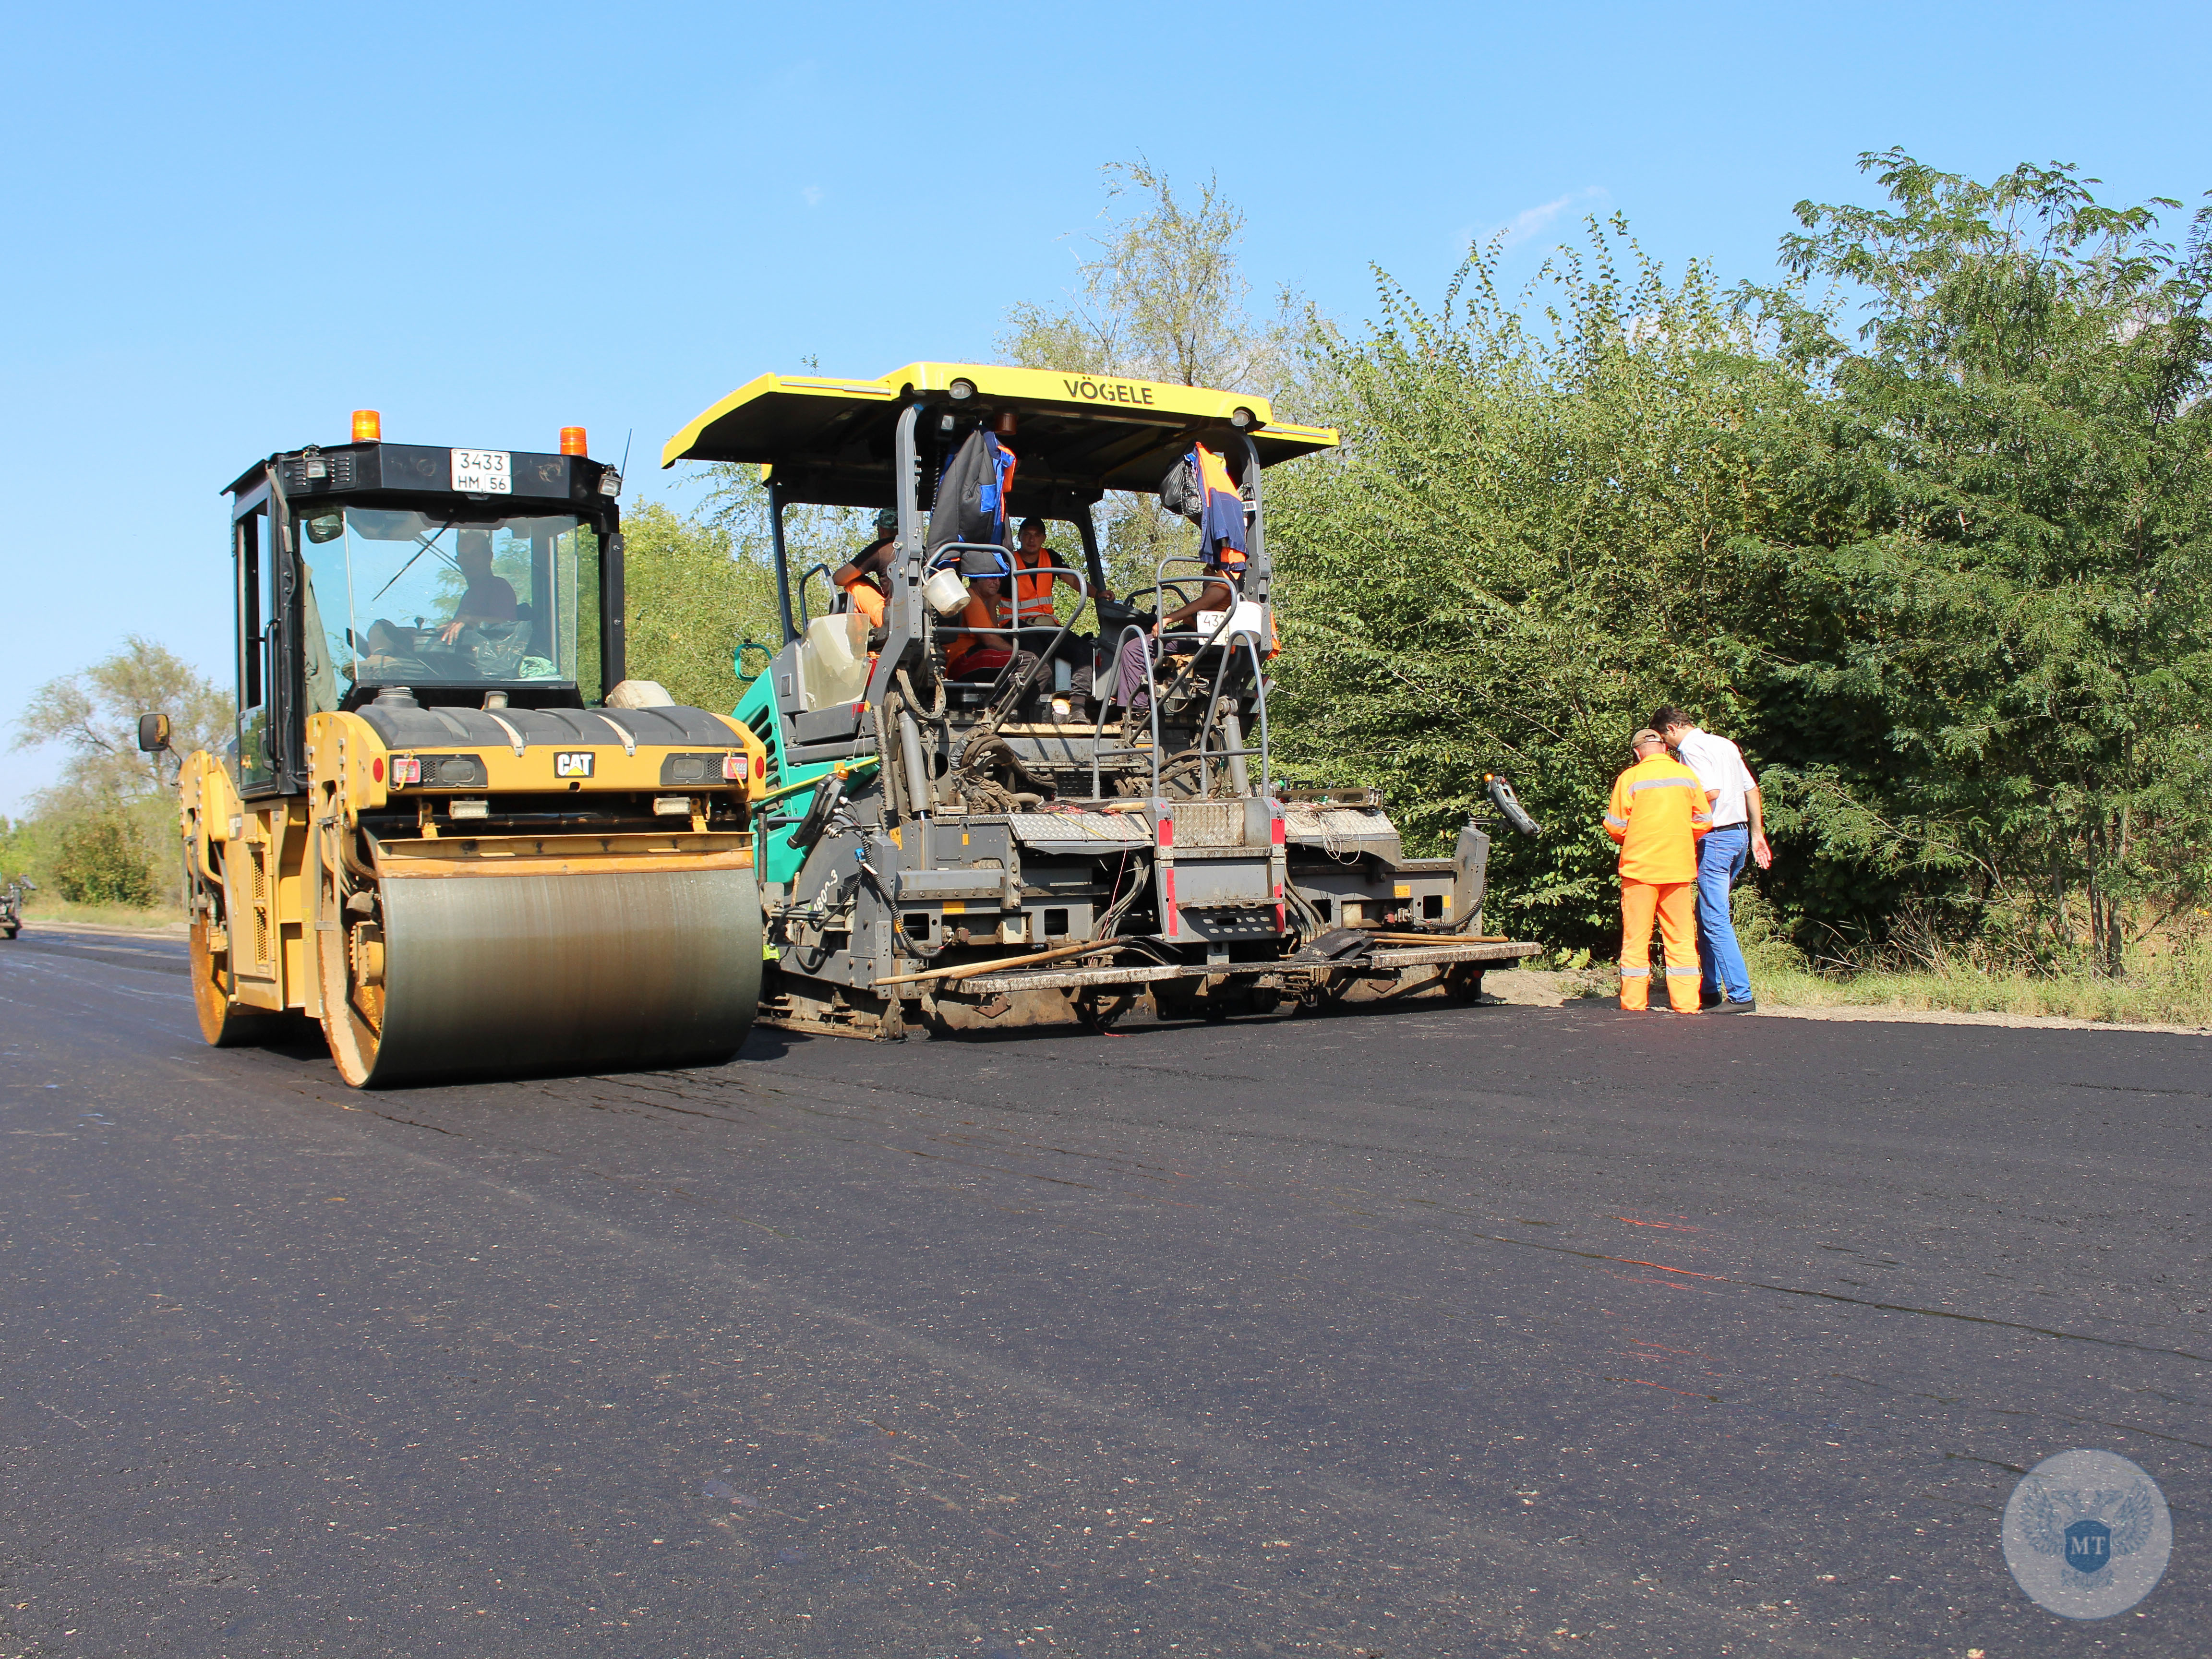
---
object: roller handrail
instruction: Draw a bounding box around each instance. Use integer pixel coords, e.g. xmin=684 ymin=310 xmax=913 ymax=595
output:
xmin=1238 ymin=628 xmax=1273 ymax=795
xmin=733 ymin=639 xmax=774 ymax=685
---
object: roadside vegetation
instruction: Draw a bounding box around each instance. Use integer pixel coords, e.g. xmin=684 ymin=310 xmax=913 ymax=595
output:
xmin=5 ymin=637 xmax=225 ymax=926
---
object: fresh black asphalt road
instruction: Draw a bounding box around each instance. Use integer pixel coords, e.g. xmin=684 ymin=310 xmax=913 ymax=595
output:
xmin=1 ymin=925 xmax=2204 ymax=1658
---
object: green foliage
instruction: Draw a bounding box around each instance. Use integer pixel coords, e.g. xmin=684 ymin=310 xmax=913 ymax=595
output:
xmin=621 ymin=469 xmax=892 ymax=711
xmin=51 ymin=814 xmax=156 ymax=907
xmin=1268 ymin=217 xmax=1805 ymax=945
xmin=621 ymin=500 xmax=781 ymax=712
xmin=0 ymin=816 xmax=38 ymax=886
xmin=1744 ymin=152 xmax=2212 ymax=971
xmin=1266 ymin=153 xmax=2212 ymax=971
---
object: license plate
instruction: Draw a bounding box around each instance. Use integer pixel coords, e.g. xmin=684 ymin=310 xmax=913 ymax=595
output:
xmin=554 ymin=751 xmax=594 ymax=779
xmin=451 ymin=448 xmax=512 ymax=493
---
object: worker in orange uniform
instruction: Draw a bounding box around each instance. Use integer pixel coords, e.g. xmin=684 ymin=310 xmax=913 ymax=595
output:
xmin=1604 ymin=728 xmax=1714 ymax=1012
xmin=832 ymin=510 xmax=900 ymax=631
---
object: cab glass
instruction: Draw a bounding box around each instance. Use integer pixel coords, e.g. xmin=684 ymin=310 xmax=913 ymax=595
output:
xmin=296 ymin=507 xmax=601 ymax=707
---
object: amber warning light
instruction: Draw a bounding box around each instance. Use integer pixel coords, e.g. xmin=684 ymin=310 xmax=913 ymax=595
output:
xmin=353 ymin=409 xmax=381 ymax=441
xmin=560 ymin=426 xmax=588 ymax=456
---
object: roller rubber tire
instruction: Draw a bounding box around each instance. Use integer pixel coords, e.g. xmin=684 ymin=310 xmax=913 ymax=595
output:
xmin=191 ymin=916 xmax=281 ymax=1047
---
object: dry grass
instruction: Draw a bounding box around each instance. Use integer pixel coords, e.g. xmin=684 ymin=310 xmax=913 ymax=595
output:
xmin=1746 ymin=944 xmax=2212 ymax=1027
xmin=1509 ymin=896 xmax=2212 ymax=1029
xmin=1737 ymin=897 xmax=2212 ymax=1027
xmin=15 ymin=898 xmax=189 ymax=933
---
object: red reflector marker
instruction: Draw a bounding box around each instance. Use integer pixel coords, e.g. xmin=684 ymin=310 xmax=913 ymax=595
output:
xmin=754 ymin=755 xmax=766 ymax=780
xmin=371 ymin=757 xmax=384 ymax=782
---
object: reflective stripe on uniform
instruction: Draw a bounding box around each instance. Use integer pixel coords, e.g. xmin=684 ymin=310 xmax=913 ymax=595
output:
xmin=1619 ymin=965 xmax=1650 ymax=977
xmin=1629 ymin=776 xmax=1698 ymax=793
xmin=1664 ymin=965 xmax=1700 ymax=975
xmin=1604 ymin=814 xmax=1628 ymax=829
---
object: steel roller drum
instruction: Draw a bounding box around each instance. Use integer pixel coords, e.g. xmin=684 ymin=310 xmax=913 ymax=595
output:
xmin=350 ymin=864 xmax=761 ymax=1086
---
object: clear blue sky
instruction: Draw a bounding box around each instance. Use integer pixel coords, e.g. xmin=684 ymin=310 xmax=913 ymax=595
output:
xmin=4 ymin=0 xmax=2205 ymax=809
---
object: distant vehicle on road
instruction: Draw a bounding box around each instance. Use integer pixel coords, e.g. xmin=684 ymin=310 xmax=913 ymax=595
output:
xmin=0 ymin=878 xmax=31 ymax=940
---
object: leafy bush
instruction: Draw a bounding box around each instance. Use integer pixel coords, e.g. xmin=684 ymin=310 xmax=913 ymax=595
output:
xmin=1269 ymin=154 xmax=2212 ymax=970
xmin=52 ymin=815 xmax=156 ymax=907
xmin=1269 ymin=219 xmax=1803 ymax=947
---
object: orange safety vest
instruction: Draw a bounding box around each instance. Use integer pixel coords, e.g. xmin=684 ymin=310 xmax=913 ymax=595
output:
xmin=1603 ymin=754 xmax=1712 ymax=884
xmin=1011 ymin=546 xmax=1058 ymax=626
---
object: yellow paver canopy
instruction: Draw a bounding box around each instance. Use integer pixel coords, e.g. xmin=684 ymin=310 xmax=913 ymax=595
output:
xmin=662 ymin=361 xmax=1336 ymax=510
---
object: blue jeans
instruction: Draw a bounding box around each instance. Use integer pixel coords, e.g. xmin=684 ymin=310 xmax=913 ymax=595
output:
xmin=1695 ymin=825 xmax=1752 ymax=1003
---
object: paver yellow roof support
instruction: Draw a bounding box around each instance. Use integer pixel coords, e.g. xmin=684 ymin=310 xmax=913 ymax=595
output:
xmin=663 ymin=361 xmax=1336 ymax=508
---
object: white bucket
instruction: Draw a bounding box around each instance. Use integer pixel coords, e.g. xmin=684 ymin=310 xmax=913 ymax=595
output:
xmin=922 ymin=567 xmax=971 ymax=617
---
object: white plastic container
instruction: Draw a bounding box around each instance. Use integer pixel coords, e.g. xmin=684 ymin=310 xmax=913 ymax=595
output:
xmin=797 ymin=612 xmax=870 ymax=709
xmin=922 ymin=566 xmax=971 ymax=617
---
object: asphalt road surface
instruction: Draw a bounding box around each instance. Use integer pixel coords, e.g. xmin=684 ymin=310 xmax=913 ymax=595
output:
xmin=1 ymin=924 xmax=2204 ymax=1658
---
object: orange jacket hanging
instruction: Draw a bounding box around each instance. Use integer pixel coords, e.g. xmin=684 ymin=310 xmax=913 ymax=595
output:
xmin=1193 ymin=442 xmax=1247 ymax=573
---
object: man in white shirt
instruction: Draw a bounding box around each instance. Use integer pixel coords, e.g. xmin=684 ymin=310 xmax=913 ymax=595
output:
xmin=1652 ymin=707 xmax=1772 ymax=1012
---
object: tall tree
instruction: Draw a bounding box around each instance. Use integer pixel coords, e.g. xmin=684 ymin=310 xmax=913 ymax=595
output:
xmin=999 ymin=162 xmax=1307 ymax=601
xmin=1746 ymin=152 xmax=2212 ymax=971
xmin=14 ymin=636 xmax=231 ymax=809
xmin=1000 ymin=160 xmax=1295 ymax=394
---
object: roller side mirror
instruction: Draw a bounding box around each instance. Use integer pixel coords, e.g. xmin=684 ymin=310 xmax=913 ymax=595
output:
xmin=137 ymin=712 xmax=172 ymax=753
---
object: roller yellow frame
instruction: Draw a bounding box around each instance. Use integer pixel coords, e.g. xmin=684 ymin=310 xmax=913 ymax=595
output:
xmin=151 ymin=424 xmax=769 ymax=1086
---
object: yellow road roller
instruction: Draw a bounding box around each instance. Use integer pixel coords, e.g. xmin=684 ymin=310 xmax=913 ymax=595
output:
xmin=143 ymin=413 xmax=768 ymax=1086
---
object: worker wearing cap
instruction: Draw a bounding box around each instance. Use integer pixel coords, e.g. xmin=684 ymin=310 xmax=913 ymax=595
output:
xmin=832 ymin=509 xmax=900 ymax=630
xmin=1604 ymin=729 xmax=1712 ymax=1012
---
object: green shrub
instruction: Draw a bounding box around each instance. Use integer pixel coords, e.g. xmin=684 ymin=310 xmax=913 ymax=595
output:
xmin=52 ymin=816 xmax=156 ymax=908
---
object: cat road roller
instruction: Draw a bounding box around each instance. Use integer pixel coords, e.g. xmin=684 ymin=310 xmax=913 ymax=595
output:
xmin=663 ymin=361 xmax=1540 ymax=1037
xmin=143 ymin=414 xmax=768 ymax=1087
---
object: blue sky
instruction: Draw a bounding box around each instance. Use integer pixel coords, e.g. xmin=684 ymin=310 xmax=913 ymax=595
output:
xmin=4 ymin=0 xmax=2206 ymax=809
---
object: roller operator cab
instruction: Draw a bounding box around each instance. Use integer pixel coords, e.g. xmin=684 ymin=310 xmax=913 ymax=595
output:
xmin=663 ymin=364 xmax=1539 ymax=1037
xmin=151 ymin=416 xmax=769 ymax=1087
